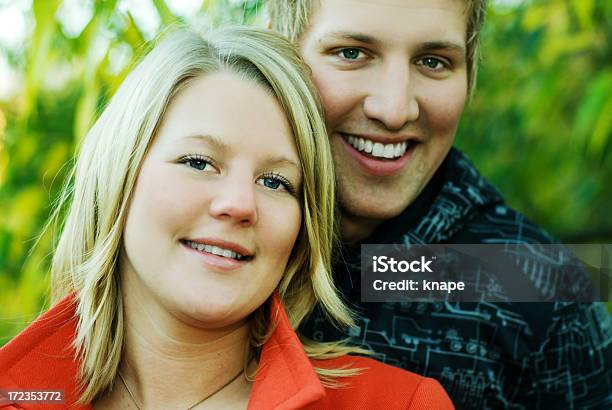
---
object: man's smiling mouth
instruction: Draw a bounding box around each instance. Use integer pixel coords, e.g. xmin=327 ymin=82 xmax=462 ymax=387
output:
xmin=341 ymin=133 xmax=418 ymax=160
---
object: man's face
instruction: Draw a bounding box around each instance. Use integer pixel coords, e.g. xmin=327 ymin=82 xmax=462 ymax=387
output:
xmin=299 ymin=0 xmax=468 ymax=240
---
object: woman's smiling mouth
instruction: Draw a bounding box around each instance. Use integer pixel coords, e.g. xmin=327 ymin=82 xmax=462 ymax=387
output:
xmin=181 ymin=238 xmax=255 ymax=271
xmin=183 ymin=239 xmax=251 ymax=261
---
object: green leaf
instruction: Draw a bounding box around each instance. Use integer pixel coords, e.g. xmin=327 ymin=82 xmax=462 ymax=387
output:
xmin=151 ymin=0 xmax=182 ymax=26
xmin=573 ymin=0 xmax=594 ymax=29
xmin=573 ymin=70 xmax=612 ymax=149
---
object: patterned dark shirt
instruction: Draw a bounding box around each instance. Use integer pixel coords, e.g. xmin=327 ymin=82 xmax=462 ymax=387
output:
xmin=301 ymin=148 xmax=612 ymax=409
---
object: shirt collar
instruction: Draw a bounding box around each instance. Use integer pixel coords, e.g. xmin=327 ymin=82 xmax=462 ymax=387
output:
xmin=0 ymin=294 xmax=87 ymax=409
xmin=0 ymin=292 xmax=326 ymax=410
xmin=248 ymin=292 xmax=326 ymax=409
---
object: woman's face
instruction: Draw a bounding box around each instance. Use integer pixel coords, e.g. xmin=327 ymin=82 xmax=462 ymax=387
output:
xmin=121 ymin=71 xmax=302 ymax=329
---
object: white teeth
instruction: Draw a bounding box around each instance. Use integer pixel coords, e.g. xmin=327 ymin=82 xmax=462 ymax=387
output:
xmin=344 ymin=134 xmax=410 ymax=159
xmin=186 ymin=241 xmax=244 ymax=260
xmin=358 ymin=138 xmax=365 ymax=151
xmin=372 ymin=142 xmax=384 ymax=157
xmin=211 ymin=246 xmax=225 ymax=257
xmin=383 ymin=144 xmax=395 ymax=159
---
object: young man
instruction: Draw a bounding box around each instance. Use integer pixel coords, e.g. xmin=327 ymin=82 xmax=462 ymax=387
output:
xmin=269 ymin=0 xmax=611 ymax=408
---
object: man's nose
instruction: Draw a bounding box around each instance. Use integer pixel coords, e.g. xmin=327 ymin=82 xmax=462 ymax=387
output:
xmin=208 ymin=177 xmax=258 ymax=227
xmin=363 ymin=61 xmax=419 ymax=131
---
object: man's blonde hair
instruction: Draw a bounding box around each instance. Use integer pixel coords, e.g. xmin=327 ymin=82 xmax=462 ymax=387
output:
xmin=268 ymin=0 xmax=488 ymax=96
xmin=49 ymin=26 xmax=359 ymax=404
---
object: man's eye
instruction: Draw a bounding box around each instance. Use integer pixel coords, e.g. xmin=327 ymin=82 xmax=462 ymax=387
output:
xmin=337 ymin=48 xmax=364 ymax=61
xmin=418 ymin=57 xmax=447 ymax=71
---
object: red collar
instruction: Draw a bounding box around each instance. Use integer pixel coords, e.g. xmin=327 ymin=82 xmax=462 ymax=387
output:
xmin=0 ymin=293 xmax=326 ymax=409
xmin=248 ymin=293 xmax=326 ymax=409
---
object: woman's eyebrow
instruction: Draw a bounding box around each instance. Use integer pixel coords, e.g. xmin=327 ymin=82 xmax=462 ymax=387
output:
xmin=264 ymin=156 xmax=301 ymax=171
xmin=181 ymin=136 xmax=300 ymax=172
xmin=184 ymin=134 xmax=230 ymax=152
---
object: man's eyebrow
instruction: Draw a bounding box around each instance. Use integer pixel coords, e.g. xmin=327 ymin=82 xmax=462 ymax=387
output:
xmin=419 ymin=41 xmax=466 ymax=55
xmin=184 ymin=134 xmax=229 ymax=151
xmin=318 ymin=31 xmax=382 ymax=47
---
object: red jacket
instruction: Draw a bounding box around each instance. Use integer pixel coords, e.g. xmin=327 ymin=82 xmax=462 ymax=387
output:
xmin=0 ymin=294 xmax=453 ymax=409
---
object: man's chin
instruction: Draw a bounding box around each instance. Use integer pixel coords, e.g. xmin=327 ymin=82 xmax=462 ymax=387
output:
xmin=339 ymin=198 xmax=411 ymax=241
xmin=340 ymin=190 xmax=416 ymax=220
xmin=347 ymin=206 xmax=406 ymax=221
xmin=336 ymin=180 xmax=421 ymax=241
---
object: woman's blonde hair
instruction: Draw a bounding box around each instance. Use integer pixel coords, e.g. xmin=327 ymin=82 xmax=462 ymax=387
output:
xmin=49 ymin=27 xmax=360 ymax=404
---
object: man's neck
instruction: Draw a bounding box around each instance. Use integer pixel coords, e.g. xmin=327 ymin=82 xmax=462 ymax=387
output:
xmin=341 ymin=213 xmax=384 ymax=244
xmin=340 ymin=155 xmax=449 ymax=246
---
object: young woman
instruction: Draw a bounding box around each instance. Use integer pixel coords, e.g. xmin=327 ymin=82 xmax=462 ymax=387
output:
xmin=0 ymin=27 xmax=453 ymax=409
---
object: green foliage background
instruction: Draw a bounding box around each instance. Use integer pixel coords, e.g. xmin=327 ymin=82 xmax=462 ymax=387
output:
xmin=0 ymin=0 xmax=610 ymax=346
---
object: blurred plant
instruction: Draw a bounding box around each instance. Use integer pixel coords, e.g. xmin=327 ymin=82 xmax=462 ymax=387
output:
xmin=457 ymin=0 xmax=612 ymax=241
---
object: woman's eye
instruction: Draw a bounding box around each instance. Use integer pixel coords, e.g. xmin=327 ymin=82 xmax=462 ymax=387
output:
xmin=188 ymin=159 xmax=208 ymax=170
xmin=262 ymin=177 xmax=282 ymax=190
xmin=179 ymin=155 xmax=214 ymax=172
xmin=257 ymin=173 xmax=295 ymax=194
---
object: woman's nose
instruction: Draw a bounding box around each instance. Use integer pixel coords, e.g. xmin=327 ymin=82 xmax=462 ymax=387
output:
xmin=208 ymin=179 xmax=258 ymax=227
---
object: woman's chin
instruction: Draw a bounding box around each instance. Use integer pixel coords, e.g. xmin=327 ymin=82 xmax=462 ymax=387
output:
xmin=173 ymin=294 xmax=253 ymax=329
